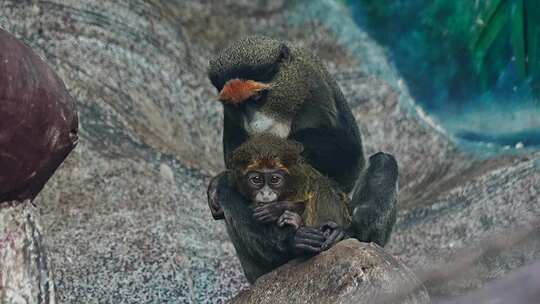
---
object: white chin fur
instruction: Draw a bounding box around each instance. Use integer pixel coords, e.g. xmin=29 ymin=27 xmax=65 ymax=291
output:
xmin=244 ymin=110 xmax=290 ymax=138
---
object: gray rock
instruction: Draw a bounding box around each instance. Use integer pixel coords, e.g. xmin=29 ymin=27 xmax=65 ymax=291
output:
xmin=0 ymin=201 xmax=56 ymax=304
xmin=438 ymin=260 xmax=540 ymax=304
xmin=345 ymin=72 xmax=540 ymax=296
xmin=230 ymin=239 xmax=430 ymax=304
xmin=0 ymin=0 xmax=538 ymax=303
xmin=1 ymin=1 xmax=244 ymax=302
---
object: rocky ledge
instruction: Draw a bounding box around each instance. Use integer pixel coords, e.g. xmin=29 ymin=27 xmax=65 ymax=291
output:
xmin=231 ymin=239 xmax=430 ymax=304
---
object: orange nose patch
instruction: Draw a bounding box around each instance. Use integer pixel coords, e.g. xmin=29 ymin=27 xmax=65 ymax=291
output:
xmin=218 ymin=79 xmax=270 ymax=105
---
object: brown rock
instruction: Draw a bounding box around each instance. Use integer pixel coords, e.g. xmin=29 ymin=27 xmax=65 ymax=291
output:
xmin=231 ymin=239 xmax=430 ymax=304
xmin=0 ymin=28 xmax=78 ymax=204
xmin=0 ymin=28 xmax=78 ymax=304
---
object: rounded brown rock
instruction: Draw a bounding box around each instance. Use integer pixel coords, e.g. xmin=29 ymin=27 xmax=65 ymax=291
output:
xmin=231 ymin=239 xmax=430 ymax=304
xmin=0 ymin=28 xmax=78 ymax=203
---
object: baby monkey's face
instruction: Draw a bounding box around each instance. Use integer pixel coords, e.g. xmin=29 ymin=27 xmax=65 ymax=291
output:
xmin=245 ymin=168 xmax=286 ymax=204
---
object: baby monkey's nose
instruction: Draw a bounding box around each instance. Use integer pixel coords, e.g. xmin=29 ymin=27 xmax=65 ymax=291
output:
xmin=257 ymin=190 xmax=277 ymax=203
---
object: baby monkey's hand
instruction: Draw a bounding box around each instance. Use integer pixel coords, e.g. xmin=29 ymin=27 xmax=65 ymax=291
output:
xmin=252 ymin=201 xmax=289 ymax=223
xmin=320 ymin=222 xmax=346 ymax=251
xmin=277 ymin=210 xmax=304 ymax=230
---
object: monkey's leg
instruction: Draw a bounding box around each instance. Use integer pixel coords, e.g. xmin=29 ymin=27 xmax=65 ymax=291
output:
xmin=349 ymin=152 xmax=398 ymax=246
xmin=207 ymin=171 xmax=226 ymax=220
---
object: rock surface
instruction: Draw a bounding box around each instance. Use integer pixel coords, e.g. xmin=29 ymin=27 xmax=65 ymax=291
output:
xmin=230 ymin=239 xmax=430 ymax=304
xmin=0 ymin=201 xmax=56 ymax=304
xmin=0 ymin=0 xmax=538 ymax=303
xmin=438 ymin=260 xmax=540 ymax=304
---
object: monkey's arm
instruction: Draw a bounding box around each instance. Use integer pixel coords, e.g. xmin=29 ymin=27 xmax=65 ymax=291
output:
xmin=348 ymin=152 xmax=398 ymax=247
xmin=290 ymin=90 xmax=364 ymax=194
xmin=223 ymin=105 xmax=248 ymax=169
xmin=217 ymin=177 xmax=296 ymax=279
xmin=207 ymin=171 xmax=226 ymax=220
xmin=207 ymin=105 xmax=247 ymax=221
xmin=217 ymin=175 xmax=326 ymax=282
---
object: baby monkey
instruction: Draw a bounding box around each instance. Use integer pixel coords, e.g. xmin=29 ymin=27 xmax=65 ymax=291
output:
xmin=229 ymin=134 xmax=351 ymax=251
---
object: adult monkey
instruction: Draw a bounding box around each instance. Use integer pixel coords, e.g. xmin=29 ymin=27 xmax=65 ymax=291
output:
xmin=207 ymin=35 xmax=398 ymax=248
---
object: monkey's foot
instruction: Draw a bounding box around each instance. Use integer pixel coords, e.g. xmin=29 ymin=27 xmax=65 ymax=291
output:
xmin=277 ymin=210 xmax=303 ymax=230
xmin=292 ymin=227 xmax=326 ymax=254
xmin=320 ymin=222 xmax=346 ymax=251
xmin=253 ymin=201 xmax=288 ymax=223
xmin=207 ymin=172 xmax=225 ymax=220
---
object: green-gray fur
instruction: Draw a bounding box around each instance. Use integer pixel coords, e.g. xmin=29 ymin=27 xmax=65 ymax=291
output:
xmin=208 ymin=37 xmax=398 ymax=271
xmin=208 ymin=35 xmax=364 ymax=194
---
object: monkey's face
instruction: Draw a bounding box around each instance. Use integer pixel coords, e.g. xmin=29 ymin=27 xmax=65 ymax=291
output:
xmin=208 ymin=36 xmax=307 ymax=120
xmin=245 ymin=168 xmax=286 ymax=204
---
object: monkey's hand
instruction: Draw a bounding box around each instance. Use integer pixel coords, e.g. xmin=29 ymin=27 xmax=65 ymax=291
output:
xmin=320 ymin=222 xmax=346 ymax=251
xmin=252 ymin=201 xmax=290 ymax=223
xmin=277 ymin=210 xmax=303 ymax=230
xmin=292 ymin=227 xmax=326 ymax=255
xmin=207 ymin=172 xmax=225 ymax=220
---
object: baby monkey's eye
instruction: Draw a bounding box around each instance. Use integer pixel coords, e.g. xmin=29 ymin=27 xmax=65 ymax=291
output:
xmin=270 ymin=174 xmax=283 ymax=185
xmin=247 ymin=173 xmax=264 ymax=185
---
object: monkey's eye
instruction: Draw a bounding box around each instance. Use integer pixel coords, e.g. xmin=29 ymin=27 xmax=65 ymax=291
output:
xmin=252 ymin=92 xmax=263 ymax=101
xmin=270 ymin=174 xmax=283 ymax=186
xmin=247 ymin=173 xmax=264 ymax=186
xmin=250 ymin=89 xmax=268 ymax=104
